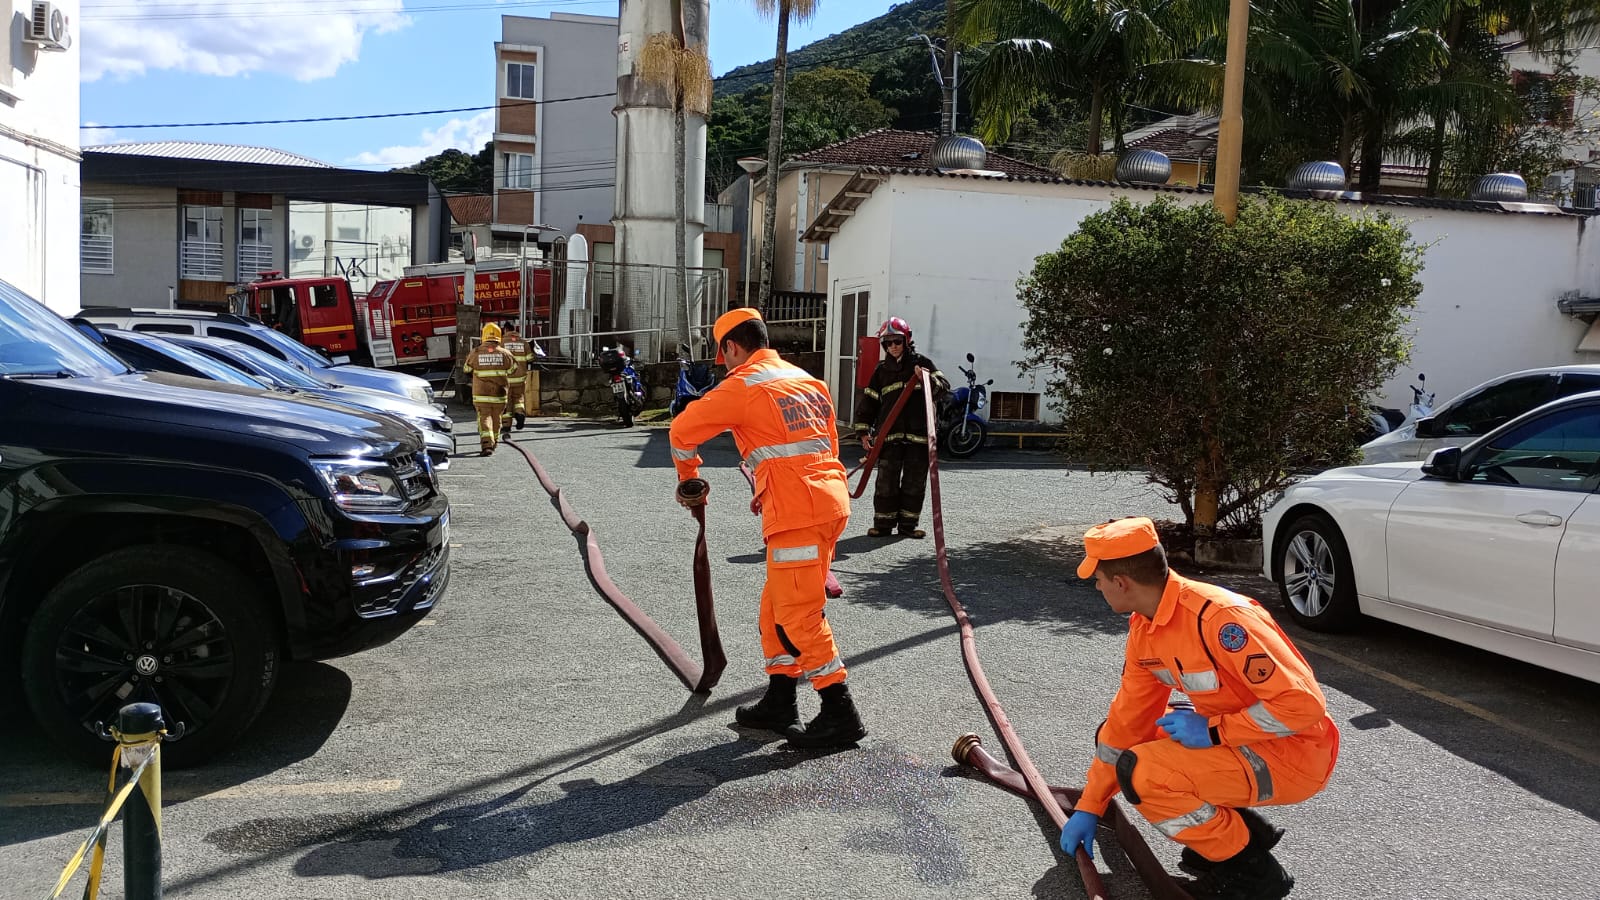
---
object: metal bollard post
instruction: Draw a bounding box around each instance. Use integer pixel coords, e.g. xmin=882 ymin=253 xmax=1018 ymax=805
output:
xmin=116 ymin=702 xmax=164 ymax=900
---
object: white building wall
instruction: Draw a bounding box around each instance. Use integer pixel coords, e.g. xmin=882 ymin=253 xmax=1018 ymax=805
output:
xmin=823 ymin=175 xmax=1600 ymax=424
xmin=821 ymin=181 xmax=895 ymax=413
xmin=0 ymin=0 xmax=80 ymax=312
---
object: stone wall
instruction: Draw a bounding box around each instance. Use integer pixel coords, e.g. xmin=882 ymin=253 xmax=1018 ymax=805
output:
xmin=537 ymin=350 xmax=825 ymax=414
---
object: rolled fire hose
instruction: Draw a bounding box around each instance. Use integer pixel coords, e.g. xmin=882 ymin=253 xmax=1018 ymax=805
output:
xmin=505 ymin=438 xmax=727 ymax=693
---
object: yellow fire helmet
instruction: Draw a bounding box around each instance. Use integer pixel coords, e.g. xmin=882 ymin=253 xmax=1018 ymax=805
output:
xmin=481 ymin=322 xmax=503 ymax=344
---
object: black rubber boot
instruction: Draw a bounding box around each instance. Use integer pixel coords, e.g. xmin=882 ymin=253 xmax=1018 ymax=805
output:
xmin=514 ymin=412 xmax=526 ymax=429
xmin=734 ymin=674 xmax=799 ymax=732
xmin=1179 ymin=808 xmax=1285 ymax=876
xmin=785 ymin=682 xmax=868 ymax=749
xmin=1179 ymin=816 xmax=1294 ymax=900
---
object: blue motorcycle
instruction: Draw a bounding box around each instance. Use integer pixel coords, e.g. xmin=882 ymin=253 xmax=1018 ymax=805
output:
xmin=599 ymin=345 xmax=645 ymax=428
xmin=670 ymin=342 xmax=717 ymax=417
xmin=938 ymin=352 xmax=992 ymax=458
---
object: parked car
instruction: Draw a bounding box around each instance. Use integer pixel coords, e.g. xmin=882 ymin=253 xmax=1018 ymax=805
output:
xmin=92 ymin=329 xmax=456 ymax=470
xmin=1361 ymin=366 xmax=1600 ymax=463
xmin=75 ymin=306 xmax=435 ymax=405
xmin=1264 ymin=390 xmax=1600 ymax=683
xmin=3 ymin=279 xmax=449 ymax=766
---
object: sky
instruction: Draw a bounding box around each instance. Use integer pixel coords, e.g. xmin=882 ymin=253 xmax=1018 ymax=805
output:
xmin=78 ymin=0 xmax=905 ymax=169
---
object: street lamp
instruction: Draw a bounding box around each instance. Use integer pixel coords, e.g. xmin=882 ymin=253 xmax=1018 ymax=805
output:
xmin=737 ymin=156 xmax=766 ymax=308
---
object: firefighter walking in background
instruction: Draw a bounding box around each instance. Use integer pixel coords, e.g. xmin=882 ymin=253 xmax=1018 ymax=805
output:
xmin=501 ymin=327 xmax=534 ymax=432
xmin=463 ymin=323 xmax=513 ymax=456
xmin=853 ymin=317 xmax=948 ymax=538
xmin=1059 ymin=517 xmax=1339 ymax=900
xmin=669 ymin=308 xmax=867 ymax=749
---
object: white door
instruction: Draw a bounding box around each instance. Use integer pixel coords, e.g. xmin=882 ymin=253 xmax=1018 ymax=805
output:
xmin=1387 ymin=402 xmax=1600 ymax=638
xmin=833 ymin=288 xmax=870 ymax=424
xmin=1553 ymin=412 xmax=1600 ymax=651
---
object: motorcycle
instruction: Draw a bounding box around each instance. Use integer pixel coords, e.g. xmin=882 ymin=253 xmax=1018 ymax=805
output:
xmin=1407 ymin=372 xmax=1435 ymax=424
xmin=598 ymin=345 xmax=645 ymax=427
xmin=670 ymin=342 xmax=717 ymax=417
xmin=1360 ymin=373 xmax=1434 ymax=442
xmin=938 ymin=353 xmax=993 ymax=458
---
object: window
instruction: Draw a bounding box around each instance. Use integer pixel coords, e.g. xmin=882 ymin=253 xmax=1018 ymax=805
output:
xmin=1514 ymin=71 xmax=1576 ymax=127
xmin=131 ymin=323 xmax=196 ymax=335
xmin=181 ymin=205 xmax=224 ymax=279
xmin=82 ymin=199 xmax=114 ymax=274
xmin=1467 ymin=404 xmax=1600 ymax=493
xmin=312 ymin=285 xmax=340 ymax=308
xmin=1437 ymin=375 xmax=1555 ymax=436
xmin=991 ymin=391 xmax=1041 ymax=421
xmin=506 ymin=62 xmax=537 ymax=100
xmin=209 ymin=326 xmax=282 ymax=358
xmin=238 ymin=209 xmax=273 ymax=278
xmin=504 ymin=153 xmax=535 ymax=189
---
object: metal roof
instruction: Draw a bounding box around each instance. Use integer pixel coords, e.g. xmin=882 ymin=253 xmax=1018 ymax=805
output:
xmin=84 ymin=141 xmax=333 ymax=168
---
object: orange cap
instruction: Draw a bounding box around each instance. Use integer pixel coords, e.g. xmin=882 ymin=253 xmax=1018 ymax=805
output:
xmin=713 ymin=307 xmax=764 ymax=364
xmin=1077 ymin=517 xmax=1161 ymax=579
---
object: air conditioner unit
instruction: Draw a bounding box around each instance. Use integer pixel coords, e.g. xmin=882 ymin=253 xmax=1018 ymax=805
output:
xmin=26 ymin=1 xmax=71 ymax=52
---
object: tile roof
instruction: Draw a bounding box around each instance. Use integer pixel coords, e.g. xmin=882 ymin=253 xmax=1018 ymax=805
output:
xmin=1125 ymin=128 xmax=1217 ymax=162
xmin=85 ymin=141 xmax=333 ymax=168
xmin=785 ymin=129 xmax=1057 ymax=178
xmin=445 ymin=193 xmax=493 ymax=225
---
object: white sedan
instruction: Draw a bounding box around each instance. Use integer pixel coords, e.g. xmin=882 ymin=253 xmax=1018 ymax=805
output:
xmin=1263 ymin=391 xmax=1600 ymax=684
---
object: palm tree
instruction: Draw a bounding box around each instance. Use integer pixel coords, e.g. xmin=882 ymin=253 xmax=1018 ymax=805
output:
xmin=751 ymin=0 xmax=820 ymax=310
xmin=955 ymin=0 xmax=1220 ymax=155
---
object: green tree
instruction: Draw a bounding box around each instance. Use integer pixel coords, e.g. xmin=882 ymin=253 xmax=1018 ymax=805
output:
xmin=782 ymin=67 xmax=896 ymax=152
xmin=1018 ymin=196 xmax=1422 ymax=534
xmin=395 ymin=142 xmax=493 ymax=194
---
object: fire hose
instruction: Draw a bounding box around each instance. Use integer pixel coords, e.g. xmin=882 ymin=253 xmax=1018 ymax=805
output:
xmin=506 ymin=374 xmax=1189 ymax=897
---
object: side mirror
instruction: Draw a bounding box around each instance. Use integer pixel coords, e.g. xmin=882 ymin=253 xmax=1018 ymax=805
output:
xmin=1415 ymin=416 xmax=1438 ymax=437
xmin=1422 ymin=446 xmax=1462 ymax=480
xmin=966 ymin=353 xmax=975 ymax=363
xmin=986 ymin=379 xmax=994 ymax=385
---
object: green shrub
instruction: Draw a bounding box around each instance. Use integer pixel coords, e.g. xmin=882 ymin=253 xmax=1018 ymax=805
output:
xmin=1018 ymin=195 xmax=1423 ymax=534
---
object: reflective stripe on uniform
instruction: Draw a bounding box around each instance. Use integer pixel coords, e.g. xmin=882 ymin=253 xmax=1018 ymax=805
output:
xmin=772 ymin=544 xmax=820 ymax=563
xmin=1152 ymin=668 xmax=1178 ymax=687
xmin=878 ymin=381 xmax=905 ymax=395
xmin=1238 ymin=745 xmax=1276 ymax=803
xmin=473 ymin=395 xmax=508 ymax=404
xmin=741 ymin=367 xmax=809 ymax=386
xmin=881 ymin=432 xmax=928 ymax=444
xmin=745 ymin=437 xmax=832 ymax=467
xmin=862 ymin=387 xmax=880 ymax=400
xmin=765 ymin=654 xmax=798 ymax=668
xmin=472 ymin=368 xmax=512 ymax=377
xmin=671 ymin=445 xmax=698 ymax=461
xmin=1096 ymin=742 xmax=1124 ymax=766
xmin=805 ymin=656 xmax=844 ymax=680
xmin=1247 ymin=701 xmax=1295 ymax=737
xmin=1155 ymin=803 xmax=1218 ymax=838
xmin=1179 ymin=670 xmax=1219 ymax=692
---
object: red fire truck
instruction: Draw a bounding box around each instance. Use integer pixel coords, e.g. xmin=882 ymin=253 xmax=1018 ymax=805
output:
xmin=234 ymin=260 xmax=552 ymax=371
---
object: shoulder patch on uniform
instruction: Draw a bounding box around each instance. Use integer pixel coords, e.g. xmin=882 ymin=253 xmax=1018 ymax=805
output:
xmin=1218 ymin=622 xmax=1249 ymax=652
xmin=1244 ymin=653 xmax=1276 ymax=684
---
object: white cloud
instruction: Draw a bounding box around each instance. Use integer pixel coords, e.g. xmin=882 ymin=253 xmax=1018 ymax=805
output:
xmin=346 ymin=111 xmax=496 ymax=167
xmin=82 ymin=0 xmax=411 ymax=83
xmin=80 ymin=122 xmax=119 ymax=147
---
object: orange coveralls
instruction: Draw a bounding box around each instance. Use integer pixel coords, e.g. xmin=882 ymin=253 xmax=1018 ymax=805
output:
xmin=1077 ymin=574 xmax=1340 ymax=862
xmin=668 ymin=349 xmax=852 ymax=690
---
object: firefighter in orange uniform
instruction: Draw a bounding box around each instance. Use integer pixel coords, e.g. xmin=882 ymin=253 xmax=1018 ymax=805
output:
xmin=501 ymin=327 xmax=534 ymax=432
xmin=669 ymin=307 xmax=866 ymax=749
xmin=463 ymin=323 xmax=513 ymax=456
xmin=1060 ymin=517 xmax=1338 ymax=900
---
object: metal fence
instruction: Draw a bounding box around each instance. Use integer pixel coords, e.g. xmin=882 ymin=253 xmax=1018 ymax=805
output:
xmin=524 ymin=258 xmax=731 ymax=366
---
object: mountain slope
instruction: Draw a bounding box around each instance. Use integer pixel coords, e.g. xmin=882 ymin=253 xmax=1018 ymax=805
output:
xmin=714 ymin=0 xmax=946 ymax=97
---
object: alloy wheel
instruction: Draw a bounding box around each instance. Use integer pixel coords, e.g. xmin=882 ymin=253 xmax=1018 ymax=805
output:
xmin=1282 ymin=531 xmax=1338 ymax=619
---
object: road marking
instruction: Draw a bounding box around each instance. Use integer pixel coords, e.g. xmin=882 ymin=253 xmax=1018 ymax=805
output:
xmin=1 ymin=778 xmax=404 ymax=808
xmin=1297 ymin=638 xmax=1600 ymax=768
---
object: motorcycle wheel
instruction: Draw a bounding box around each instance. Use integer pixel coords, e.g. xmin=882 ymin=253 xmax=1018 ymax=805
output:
xmin=617 ymin=395 xmax=634 ymax=428
xmin=943 ymin=419 xmax=987 ymax=458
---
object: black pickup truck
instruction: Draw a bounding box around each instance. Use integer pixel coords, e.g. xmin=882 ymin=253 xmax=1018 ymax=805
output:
xmin=0 ymin=279 xmax=449 ymax=766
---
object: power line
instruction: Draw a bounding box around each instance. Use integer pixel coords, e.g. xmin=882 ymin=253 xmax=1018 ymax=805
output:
xmin=81 ymin=0 xmax=608 ymax=21
xmin=80 ymin=94 xmax=616 ymax=130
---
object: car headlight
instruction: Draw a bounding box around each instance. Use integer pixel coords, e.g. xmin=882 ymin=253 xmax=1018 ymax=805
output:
xmin=312 ymin=459 xmax=407 ymax=512
xmin=408 ymin=385 xmax=433 ymax=404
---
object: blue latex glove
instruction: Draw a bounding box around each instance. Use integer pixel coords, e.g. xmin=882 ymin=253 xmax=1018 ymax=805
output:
xmin=1156 ymin=708 xmax=1216 ymax=749
xmin=1059 ymin=810 xmax=1100 ymax=860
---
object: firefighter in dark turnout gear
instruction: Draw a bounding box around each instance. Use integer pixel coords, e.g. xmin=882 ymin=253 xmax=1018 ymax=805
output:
xmin=852 ymin=317 xmax=949 ymax=538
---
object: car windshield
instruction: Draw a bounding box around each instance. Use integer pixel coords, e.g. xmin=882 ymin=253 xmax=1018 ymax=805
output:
xmin=0 ymin=280 xmax=131 ymax=378
xmin=250 ymin=327 xmax=335 ymax=370
xmin=215 ymin=342 xmax=332 ymax=390
xmin=128 ymin=336 xmax=267 ymax=388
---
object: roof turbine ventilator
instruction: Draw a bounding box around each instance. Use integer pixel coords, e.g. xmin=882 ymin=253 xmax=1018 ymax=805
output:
xmin=1286 ymin=161 xmax=1347 ymax=192
xmin=1116 ymin=149 xmax=1172 ymax=184
xmin=932 ymin=133 xmax=989 ymax=171
xmin=1471 ymin=172 xmax=1529 ymax=202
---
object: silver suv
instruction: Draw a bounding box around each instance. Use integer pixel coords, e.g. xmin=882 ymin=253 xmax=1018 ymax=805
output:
xmin=76 ymin=307 xmax=435 ymax=405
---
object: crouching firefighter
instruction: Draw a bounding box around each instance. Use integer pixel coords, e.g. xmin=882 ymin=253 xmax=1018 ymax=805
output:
xmin=1059 ymin=517 xmax=1339 ymax=900
xmin=669 ymin=307 xmax=867 ymax=749
xmin=853 ymin=317 xmax=948 ymax=538
xmin=463 ymin=323 xmax=512 ymax=456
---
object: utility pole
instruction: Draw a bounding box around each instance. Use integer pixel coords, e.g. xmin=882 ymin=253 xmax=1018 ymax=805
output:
xmin=1212 ymin=0 xmax=1250 ymax=225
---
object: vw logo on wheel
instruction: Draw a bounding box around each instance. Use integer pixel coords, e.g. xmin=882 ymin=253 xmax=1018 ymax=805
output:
xmin=134 ymin=655 xmax=160 ymax=676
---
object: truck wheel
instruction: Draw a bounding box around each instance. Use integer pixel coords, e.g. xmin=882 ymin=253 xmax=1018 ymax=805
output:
xmin=21 ymin=547 xmax=280 ymax=768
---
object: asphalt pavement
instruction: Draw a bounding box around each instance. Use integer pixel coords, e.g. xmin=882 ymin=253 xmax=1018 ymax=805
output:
xmin=2 ymin=415 xmax=1597 ymax=900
